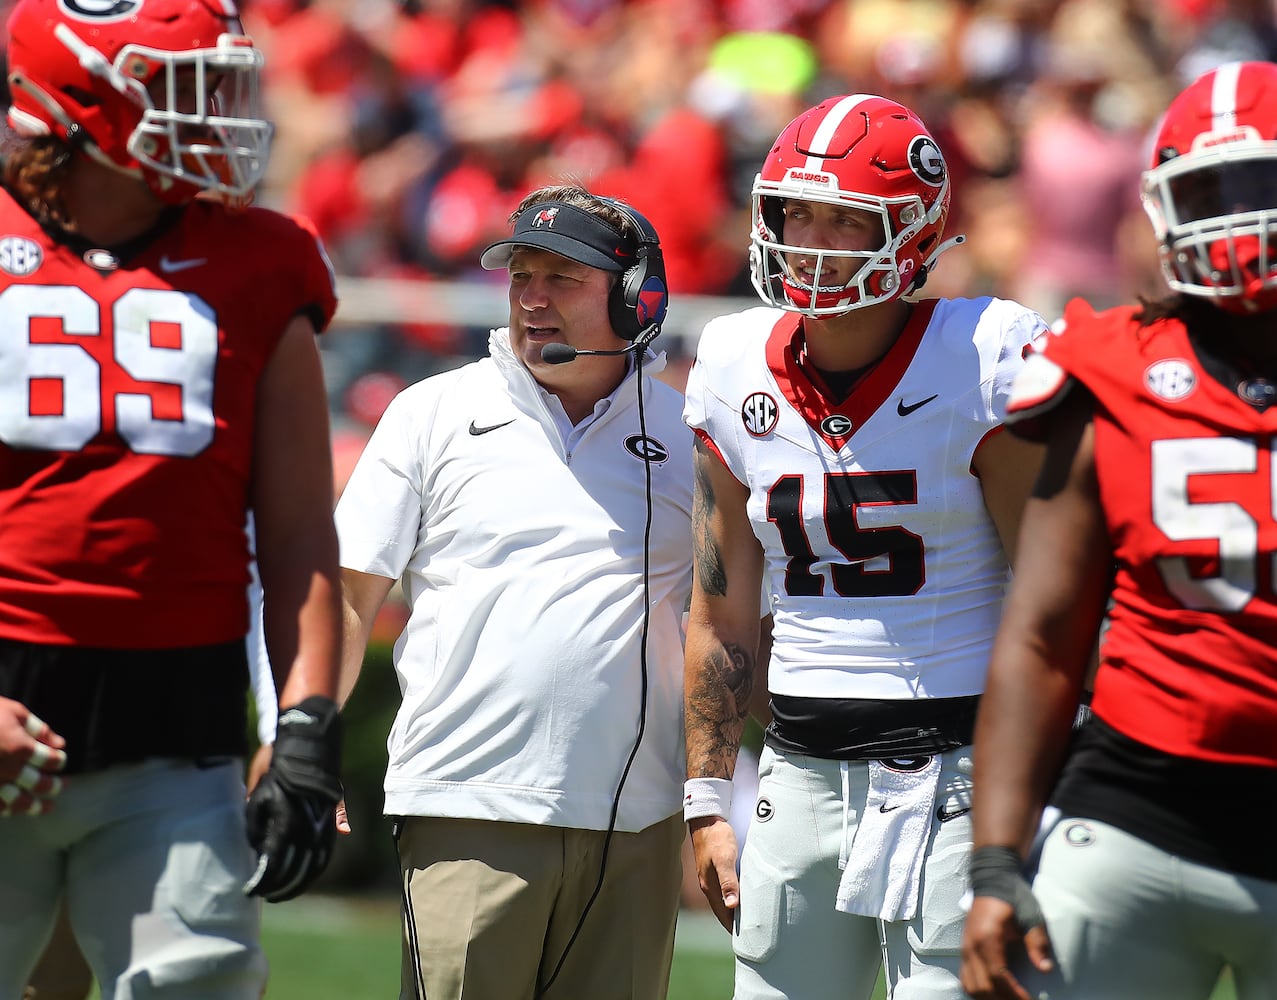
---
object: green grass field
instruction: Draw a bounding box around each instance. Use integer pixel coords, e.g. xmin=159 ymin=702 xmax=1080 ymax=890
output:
xmin=258 ymin=896 xmax=742 ymax=999
xmin=82 ymin=893 xmax=1236 ymax=999
xmin=257 ymin=896 xmax=1239 ymax=1000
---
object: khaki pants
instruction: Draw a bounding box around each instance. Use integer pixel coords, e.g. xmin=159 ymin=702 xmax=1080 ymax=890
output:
xmin=396 ymin=813 xmax=683 ymax=1000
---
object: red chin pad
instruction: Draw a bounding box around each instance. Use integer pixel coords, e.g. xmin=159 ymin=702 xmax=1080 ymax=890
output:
xmin=782 ymin=273 xmax=869 ymax=313
xmin=1223 ymin=280 xmax=1277 ymax=314
xmin=1208 ymin=235 xmax=1277 ymax=314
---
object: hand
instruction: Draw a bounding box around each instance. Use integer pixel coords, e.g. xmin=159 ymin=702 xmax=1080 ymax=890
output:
xmin=246 ymin=743 xmax=272 ymax=794
xmin=243 ymin=696 xmax=343 ymax=903
xmin=688 ymin=815 xmax=740 ymax=931
xmin=960 ymin=845 xmax=1054 ymax=1000
xmin=0 ymin=698 xmax=67 ymax=817
xmin=247 ymin=743 xmax=351 ymax=834
xmin=961 ymin=896 xmax=1053 ymax=999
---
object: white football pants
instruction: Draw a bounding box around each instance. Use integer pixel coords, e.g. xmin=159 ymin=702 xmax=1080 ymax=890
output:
xmin=0 ymin=758 xmax=266 ymax=1000
xmin=1020 ymin=816 xmax=1277 ymax=1000
xmin=733 ymin=746 xmax=973 ymax=1000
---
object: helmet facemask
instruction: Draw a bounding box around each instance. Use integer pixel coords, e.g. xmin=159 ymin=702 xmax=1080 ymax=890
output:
xmin=7 ymin=1 xmax=272 ymax=207
xmin=750 ymin=186 xmax=936 ymax=317
xmin=123 ymin=35 xmax=271 ymax=203
xmin=1143 ymin=141 xmax=1277 ymax=314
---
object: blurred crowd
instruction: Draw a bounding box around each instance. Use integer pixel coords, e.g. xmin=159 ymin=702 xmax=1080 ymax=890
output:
xmin=4 ymin=0 xmax=1277 ymax=447
xmin=232 ymin=0 xmax=1277 ymax=429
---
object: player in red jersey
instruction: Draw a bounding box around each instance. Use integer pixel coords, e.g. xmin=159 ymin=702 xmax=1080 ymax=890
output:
xmin=961 ymin=60 xmax=1277 ymax=1000
xmin=0 ymin=0 xmax=344 ymax=996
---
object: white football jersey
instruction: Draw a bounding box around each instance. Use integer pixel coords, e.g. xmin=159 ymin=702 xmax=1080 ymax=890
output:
xmin=684 ymin=298 xmax=1045 ymax=700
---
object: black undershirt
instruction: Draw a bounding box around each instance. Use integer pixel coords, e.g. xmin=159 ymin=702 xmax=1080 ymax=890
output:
xmin=1179 ymin=301 xmax=1277 ymax=411
xmin=813 ymin=364 xmax=874 ymax=401
xmin=0 ymin=637 xmax=250 ymax=773
xmin=1052 ymin=717 xmax=1277 ymax=881
xmin=766 ymin=694 xmax=981 ymax=759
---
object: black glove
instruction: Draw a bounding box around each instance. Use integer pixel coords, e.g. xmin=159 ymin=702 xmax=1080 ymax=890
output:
xmin=244 ymin=695 xmax=343 ymax=903
xmin=969 ymin=845 xmax=1045 ymax=931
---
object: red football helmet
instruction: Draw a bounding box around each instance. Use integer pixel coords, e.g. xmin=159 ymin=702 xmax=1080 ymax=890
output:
xmin=750 ymin=94 xmax=961 ymax=316
xmin=1142 ymin=60 xmax=1277 ymax=314
xmin=6 ymin=0 xmax=272 ymax=205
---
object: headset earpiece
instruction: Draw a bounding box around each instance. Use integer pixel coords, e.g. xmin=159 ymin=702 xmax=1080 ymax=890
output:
xmin=604 ymin=200 xmax=669 ymax=342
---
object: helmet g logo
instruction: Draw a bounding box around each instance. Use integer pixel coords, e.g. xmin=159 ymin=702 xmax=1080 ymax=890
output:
xmin=58 ymin=0 xmax=142 ymax=20
xmin=908 ymin=136 xmax=946 ymax=188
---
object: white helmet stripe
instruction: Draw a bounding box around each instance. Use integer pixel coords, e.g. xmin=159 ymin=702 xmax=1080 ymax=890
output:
xmin=1210 ymin=61 xmax=1242 ymax=126
xmin=804 ymin=94 xmax=874 ymax=169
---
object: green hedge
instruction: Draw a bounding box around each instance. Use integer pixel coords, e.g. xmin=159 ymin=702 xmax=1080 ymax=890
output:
xmin=328 ymin=641 xmax=403 ymax=890
xmin=249 ymin=641 xmax=403 ymax=892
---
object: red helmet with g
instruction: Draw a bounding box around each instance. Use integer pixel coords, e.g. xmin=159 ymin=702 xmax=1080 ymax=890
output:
xmin=1142 ymin=60 xmax=1277 ymax=314
xmin=750 ymin=94 xmax=961 ymax=317
xmin=5 ymin=0 xmax=272 ymax=205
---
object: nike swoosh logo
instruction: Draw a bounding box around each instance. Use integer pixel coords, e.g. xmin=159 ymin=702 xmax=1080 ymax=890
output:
xmin=159 ymin=255 xmax=208 ymax=273
xmin=879 ymin=803 xmax=902 ymax=814
xmin=937 ymin=804 xmax=971 ymax=823
xmin=304 ymin=801 xmax=330 ymax=839
xmin=897 ymin=394 xmax=939 ymax=416
xmin=468 ymin=419 xmax=515 ymax=436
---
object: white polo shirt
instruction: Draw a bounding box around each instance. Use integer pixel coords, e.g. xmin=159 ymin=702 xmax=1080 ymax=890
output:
xmin=335 ymin=328 xmax=694 ymax=832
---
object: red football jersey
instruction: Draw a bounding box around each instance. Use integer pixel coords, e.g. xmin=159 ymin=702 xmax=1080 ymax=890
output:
xmin=0 ymin=190 xmax=337 ymax=648
xmin=1009 ymin=299 xmax=1277 ymax=767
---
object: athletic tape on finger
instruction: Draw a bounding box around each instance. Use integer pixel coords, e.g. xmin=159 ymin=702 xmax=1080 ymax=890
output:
xmin=17 ymin=770 xmax=63 ymax=798
xmin=14 ymin=765 xmax=42 ymax=792
xmin=23 ymin=713 xmax=48 ymax=739
xmin=0 ymin=783 xmax=20 ymax=807
xmin=28 ymin=741 xmax=67 ymax=771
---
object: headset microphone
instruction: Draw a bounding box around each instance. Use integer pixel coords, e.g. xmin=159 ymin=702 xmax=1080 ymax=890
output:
xmin=540 ymin=342 xmax=640 ymax=365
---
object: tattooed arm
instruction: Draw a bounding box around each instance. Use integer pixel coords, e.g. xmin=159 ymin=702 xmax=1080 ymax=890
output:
xmin=684 ymin=436 xmax=764 ymax=930
xmin=685 ymin=437 xmax=764 ymax=777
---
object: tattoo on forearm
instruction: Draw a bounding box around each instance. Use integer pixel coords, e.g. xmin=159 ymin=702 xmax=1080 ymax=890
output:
xmin=686 ymin=642 xmax=754 ymax=778
xmin=694 ymin=526 xmax=728 ymax=597
xmin=692 ymin=442 xmax=728 ymax=597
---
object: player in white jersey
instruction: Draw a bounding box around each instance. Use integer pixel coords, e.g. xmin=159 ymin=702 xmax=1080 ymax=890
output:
xmin=681 ymin=94 xmax=1049 ymax=1000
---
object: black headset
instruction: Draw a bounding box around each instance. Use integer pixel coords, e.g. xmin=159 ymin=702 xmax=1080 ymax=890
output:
xmin=603 ymin=199 xmax=669 ymax=343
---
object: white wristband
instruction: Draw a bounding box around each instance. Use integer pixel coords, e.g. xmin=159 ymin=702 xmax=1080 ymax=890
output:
xmin=683 ymin=777 xmax=733 ymax=822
